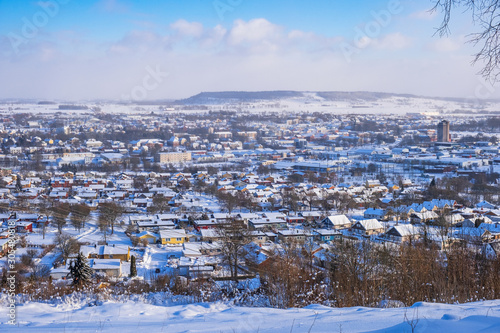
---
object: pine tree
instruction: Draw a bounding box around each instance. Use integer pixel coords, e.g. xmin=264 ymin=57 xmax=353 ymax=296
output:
xmin=67 ymin=252 xmax=93 ymax=287
xmin=15 ymin=175 xmax=22 ymax=192
xmin=430 ymin=178 xmax=436 ymax=187
xmin=129 ymin=255 xmax=137 ymax=277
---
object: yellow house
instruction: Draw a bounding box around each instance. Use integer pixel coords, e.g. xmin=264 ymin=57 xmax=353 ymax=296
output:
xmin=388 ymin=184 xmax=400 ymax=191
xmin=137 ymin=231 xmax=158 ymax=244
xmin=160 ymin=229 xmax=187 ymax=245
xmin=64 ymin=171 xmax=75 ymax=178
xmin=80 ymin=245 xmax=130 ymax=262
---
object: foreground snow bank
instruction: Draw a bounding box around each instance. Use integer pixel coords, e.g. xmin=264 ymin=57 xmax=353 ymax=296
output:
xmin=1 ymin=299 xmax=500 ymax=332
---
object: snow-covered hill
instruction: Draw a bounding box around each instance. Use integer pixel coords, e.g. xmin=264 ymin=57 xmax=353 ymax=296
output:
xmin=2 ymin=298 xmax=500 ymax=332
xmin=3 ymin=90 xmax=500 ymax=116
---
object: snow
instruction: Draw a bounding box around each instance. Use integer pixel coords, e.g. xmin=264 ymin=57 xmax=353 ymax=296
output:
xmin=5 ymin=93 xmax=500 ymax=117
xmin=1 ymin=298 xmax=500 ymax=332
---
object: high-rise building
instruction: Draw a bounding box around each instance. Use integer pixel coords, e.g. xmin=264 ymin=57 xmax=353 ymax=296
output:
xmin=437 ymin=120 xmax=450 ymax=142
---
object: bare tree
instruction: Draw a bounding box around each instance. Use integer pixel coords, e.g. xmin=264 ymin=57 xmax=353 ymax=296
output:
xmin=99 ymin=202 xmax=124 ymax=235
xmin=217 ymin=192 xmax=239 ymax=214
xmin=148 ymin=195 xmax=170 ymax=214
xmin=216 ymin=218 xmax=251 ymax=283
xmin=54 ymin=233 xmax=80 ymax=261
xmin=31 ymin=264 xmax=51 ymax=280
xmin=51 ymin=203 xmax=70 ymax=234
xmin=433 ymin=0 xmax=500 ymax=79
xmin=70 ymin=204 xmax=91 ymax=232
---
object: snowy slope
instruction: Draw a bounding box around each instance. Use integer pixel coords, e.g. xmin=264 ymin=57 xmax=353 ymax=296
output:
xmin=1 ymin=299 xmax=500 ymax=332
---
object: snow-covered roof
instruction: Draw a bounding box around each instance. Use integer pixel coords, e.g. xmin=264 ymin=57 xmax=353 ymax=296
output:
xmin=323 ymin=215 xmax=351 ymax=225
xmin=387 ymin=225 xmax=420 ymax=237
xmin=353 ymin=219 xmax=383 ymax=230
xmin=90 ymin=259 xmax=121 ymax=270
xmin=159 ymin=229 xmax=187 ymax=239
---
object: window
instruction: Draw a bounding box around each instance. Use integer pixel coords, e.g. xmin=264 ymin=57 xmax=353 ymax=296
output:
xmin=176 ymin=238 xmax=182 ymax=241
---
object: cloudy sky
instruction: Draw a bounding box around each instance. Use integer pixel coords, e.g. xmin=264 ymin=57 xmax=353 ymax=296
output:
xmin=0 ymin=0 xmax=495 ymax=101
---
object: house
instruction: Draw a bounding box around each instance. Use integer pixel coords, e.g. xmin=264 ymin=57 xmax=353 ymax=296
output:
xmin=193 ymin=219 xmax=219 ymax=231
xmin=90 ymin=259 xmax=122 ymax=278
xmin=0 ymin=213 xmax=11 ymax=224
xmin=136 ymin=231 xmax=158 ymax=244
xmin=200 ymin=228 xmax=223 ymax=242
xmin=264 ymin=231 xmax=277 ymax=242
xmin=321 ymin=215 xmax=351 ymax=230
xmin=0 ymin=238 xmax=9 ymax=257
xmin=210 ymin=213 xmax=232 ymax=223
xmin=262 ymin=212 xmax=286 ymax=221
xmin=80 ymin=245 xmax=130 ymax=262
xmin=313 ymin=229 xmax=342 ymax=242
xmin=410 ymin=211 xmax=439 ymax=224
xmin=476 ymin=200 xmax=497 ymax=210
xmin=248 ymin=230 xmax=269 ymax=245
xmin=49 ymin=266 xmax=70 ymax=279
xmin=286 ymin=215 xmax=305 ymax=224
xmin=384 ymin=225 xmax=420 ymax=243
xmin=133 ymin=198 xmax=152 ymax=208
xmin=300 ymin=211 xmax=323 ymax=223
xmin=178 ymin=257 xmax=214 ymax=278
xmin=235 ymin=213 xmax=260 ymax=226
xmin=364 ymin=208 xmax=386 ymax=220
xmin=351 ymin=219 xmax=385 ymax=236
xmin=128 ymin=215 xmax=154 ymax=225
xmin=160 ymin=229 xmax=187 ymax=245
xmin=136 ymin=220 xmax=176 ymax=232
xmin=457 ymin=215 xmax=492 ymax=228
xmin=277 ymin=229 xmax=308 ymax=243
xmin=366 ymin=179 xmax=381 ymax=188
xmin=249 ymin=218 xmax=287 ymax=230
xmin=13 ymin=213 xmax=41 ymax=222
xmin=479 ymin=222 xmax=500 ymax=243
xmin=15 ymin=221 xmax=33 ymax=233
xmin=155 ymin=213 xmax=178 ymax=224
xmin=445 ymin=213 xmax=465 ymax=225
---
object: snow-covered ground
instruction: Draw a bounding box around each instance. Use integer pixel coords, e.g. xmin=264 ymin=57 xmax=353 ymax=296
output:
xmin=1 ymin=299 xmax=500 ymax=332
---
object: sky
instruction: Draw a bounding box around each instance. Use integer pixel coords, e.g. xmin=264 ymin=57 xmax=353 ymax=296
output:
xmin=0 ymin=0 xmax=496 ymax=101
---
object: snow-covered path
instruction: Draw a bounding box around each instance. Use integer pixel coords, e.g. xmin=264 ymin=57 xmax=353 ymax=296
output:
xmin=2 ymin=299 xmax=500 ymax=332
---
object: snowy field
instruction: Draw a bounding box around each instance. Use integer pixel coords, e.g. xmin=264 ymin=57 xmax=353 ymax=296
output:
xmin=1 ymin=299 xmax=500 ymax=332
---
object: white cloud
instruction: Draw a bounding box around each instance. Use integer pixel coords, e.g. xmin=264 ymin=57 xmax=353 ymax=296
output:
xmin=427 ymin=37 xmax=462 ymax=52
xmin=0 ymin=18 xmax=494 ymax=101
xmin=170 ymin=19 xmax=204 ymax=38
xmin=107 ymin=30 xmax=167 ymax=55
xmin=355 ymin=36 xmax=372 ymax=49
xmin=200 ymin=24 xmax=227 ymax=48
xmin=227 ymin=18 xmax=283 ymax=46
xmin=374 ymin=33 xmax=412 ymax=49
xmin=287 ymin=30 xmax=314 ymax=40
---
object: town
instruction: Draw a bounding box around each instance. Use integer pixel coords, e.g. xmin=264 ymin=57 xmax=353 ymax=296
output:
xmin=0 ymin=98 xmax=500 ymax=312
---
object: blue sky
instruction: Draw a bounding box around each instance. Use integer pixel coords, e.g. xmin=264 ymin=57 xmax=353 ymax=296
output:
xmin=0 ymin=0 xmax=492 ymax=100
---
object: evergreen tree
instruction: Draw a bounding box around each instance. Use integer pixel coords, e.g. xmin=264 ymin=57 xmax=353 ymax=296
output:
xmin=67 ymin=252 xmax=93 ymax=287
xmin=129 ymin=255 xmax=137 ymax=277
xmin=15 ymin=175 xmax=22 ymax=192
xmin=430 ymin=178 xmax=436 ymax=187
